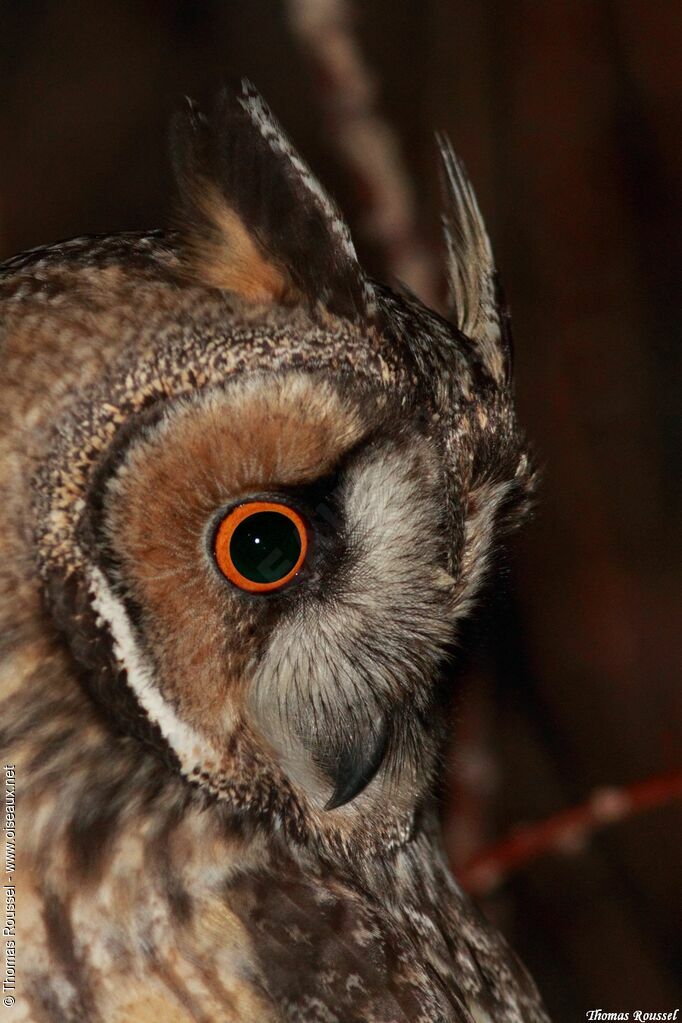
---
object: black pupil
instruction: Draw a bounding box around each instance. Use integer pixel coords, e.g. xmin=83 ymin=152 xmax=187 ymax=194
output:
xmin=229 ymin=511 xmax=302 ymax=585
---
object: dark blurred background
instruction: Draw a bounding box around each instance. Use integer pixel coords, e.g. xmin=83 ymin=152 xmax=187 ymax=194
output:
xmin=1 ymin=2 xmax=679 ymax=1018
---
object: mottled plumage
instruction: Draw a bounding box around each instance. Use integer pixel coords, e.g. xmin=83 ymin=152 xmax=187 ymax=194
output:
xmin=0 ymin=81 xmax=547 ymax=1021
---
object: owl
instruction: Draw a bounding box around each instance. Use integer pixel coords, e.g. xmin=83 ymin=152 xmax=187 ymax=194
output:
xmin=0 ymin=82 xmax=549 ymax=1022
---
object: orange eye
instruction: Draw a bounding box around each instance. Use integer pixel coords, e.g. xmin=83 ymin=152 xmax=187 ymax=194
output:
xmin=214 ymin=501 xmax=308 ymax=593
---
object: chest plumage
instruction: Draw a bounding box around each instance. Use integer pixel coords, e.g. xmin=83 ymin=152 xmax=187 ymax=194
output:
xmin=0 ymin=81 xmax=547 ymax=1022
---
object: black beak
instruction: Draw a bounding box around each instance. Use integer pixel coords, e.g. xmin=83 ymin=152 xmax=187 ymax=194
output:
xmin=324 ymin=715 xmax=389 ymax=811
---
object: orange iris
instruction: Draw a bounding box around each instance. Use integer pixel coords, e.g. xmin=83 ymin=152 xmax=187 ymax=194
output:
xmin=214 ymin=500 xmax=308 ymax=593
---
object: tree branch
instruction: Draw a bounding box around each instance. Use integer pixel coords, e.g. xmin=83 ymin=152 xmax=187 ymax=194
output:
xmin=286 ymin=0 xmax=441 ymax=305
xmin=458 ymin=769 xmax=682 ymax=895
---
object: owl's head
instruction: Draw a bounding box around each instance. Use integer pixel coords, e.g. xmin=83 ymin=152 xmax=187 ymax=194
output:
xmin=31 ymin=83 xmax=533 ymax=852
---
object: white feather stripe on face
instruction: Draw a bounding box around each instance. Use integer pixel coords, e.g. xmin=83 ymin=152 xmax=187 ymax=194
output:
xmin=86 ymin=562 xmax=218 ymax=780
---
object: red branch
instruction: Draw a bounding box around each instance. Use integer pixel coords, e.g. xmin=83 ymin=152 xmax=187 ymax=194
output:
xmin=458 ymin=769 xmax=682 ymax=896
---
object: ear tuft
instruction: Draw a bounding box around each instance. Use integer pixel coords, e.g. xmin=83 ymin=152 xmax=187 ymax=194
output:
xmin=437 ymin=135 xmax=512 ymax=385
xmin=170 ymin=81 xmax=375 ymax=321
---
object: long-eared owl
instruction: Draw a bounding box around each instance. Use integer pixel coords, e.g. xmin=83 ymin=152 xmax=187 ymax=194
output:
xmin=0 ymin=81 xmax=549 ymax=1022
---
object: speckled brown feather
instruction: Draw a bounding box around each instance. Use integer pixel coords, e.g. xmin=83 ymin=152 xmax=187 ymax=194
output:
xmin=0 ymin=82 xmax=546 ymax=1021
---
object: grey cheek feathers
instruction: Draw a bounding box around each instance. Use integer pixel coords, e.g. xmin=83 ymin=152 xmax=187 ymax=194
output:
xmin=456 ymin=478 xmax=515 ymax=618
xmin=249 ymin=441 xmax=454 ymax=811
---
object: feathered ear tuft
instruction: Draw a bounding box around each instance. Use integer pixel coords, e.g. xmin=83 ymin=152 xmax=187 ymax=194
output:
xmin=437 ymin=135 xmax=512 ymax=385
xmin=170 ymin=81 xmax=375 ymax=321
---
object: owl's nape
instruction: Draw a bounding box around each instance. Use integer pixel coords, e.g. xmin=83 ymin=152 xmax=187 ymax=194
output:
xmin=0 ymin=80 xmax=548 ymax=1022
